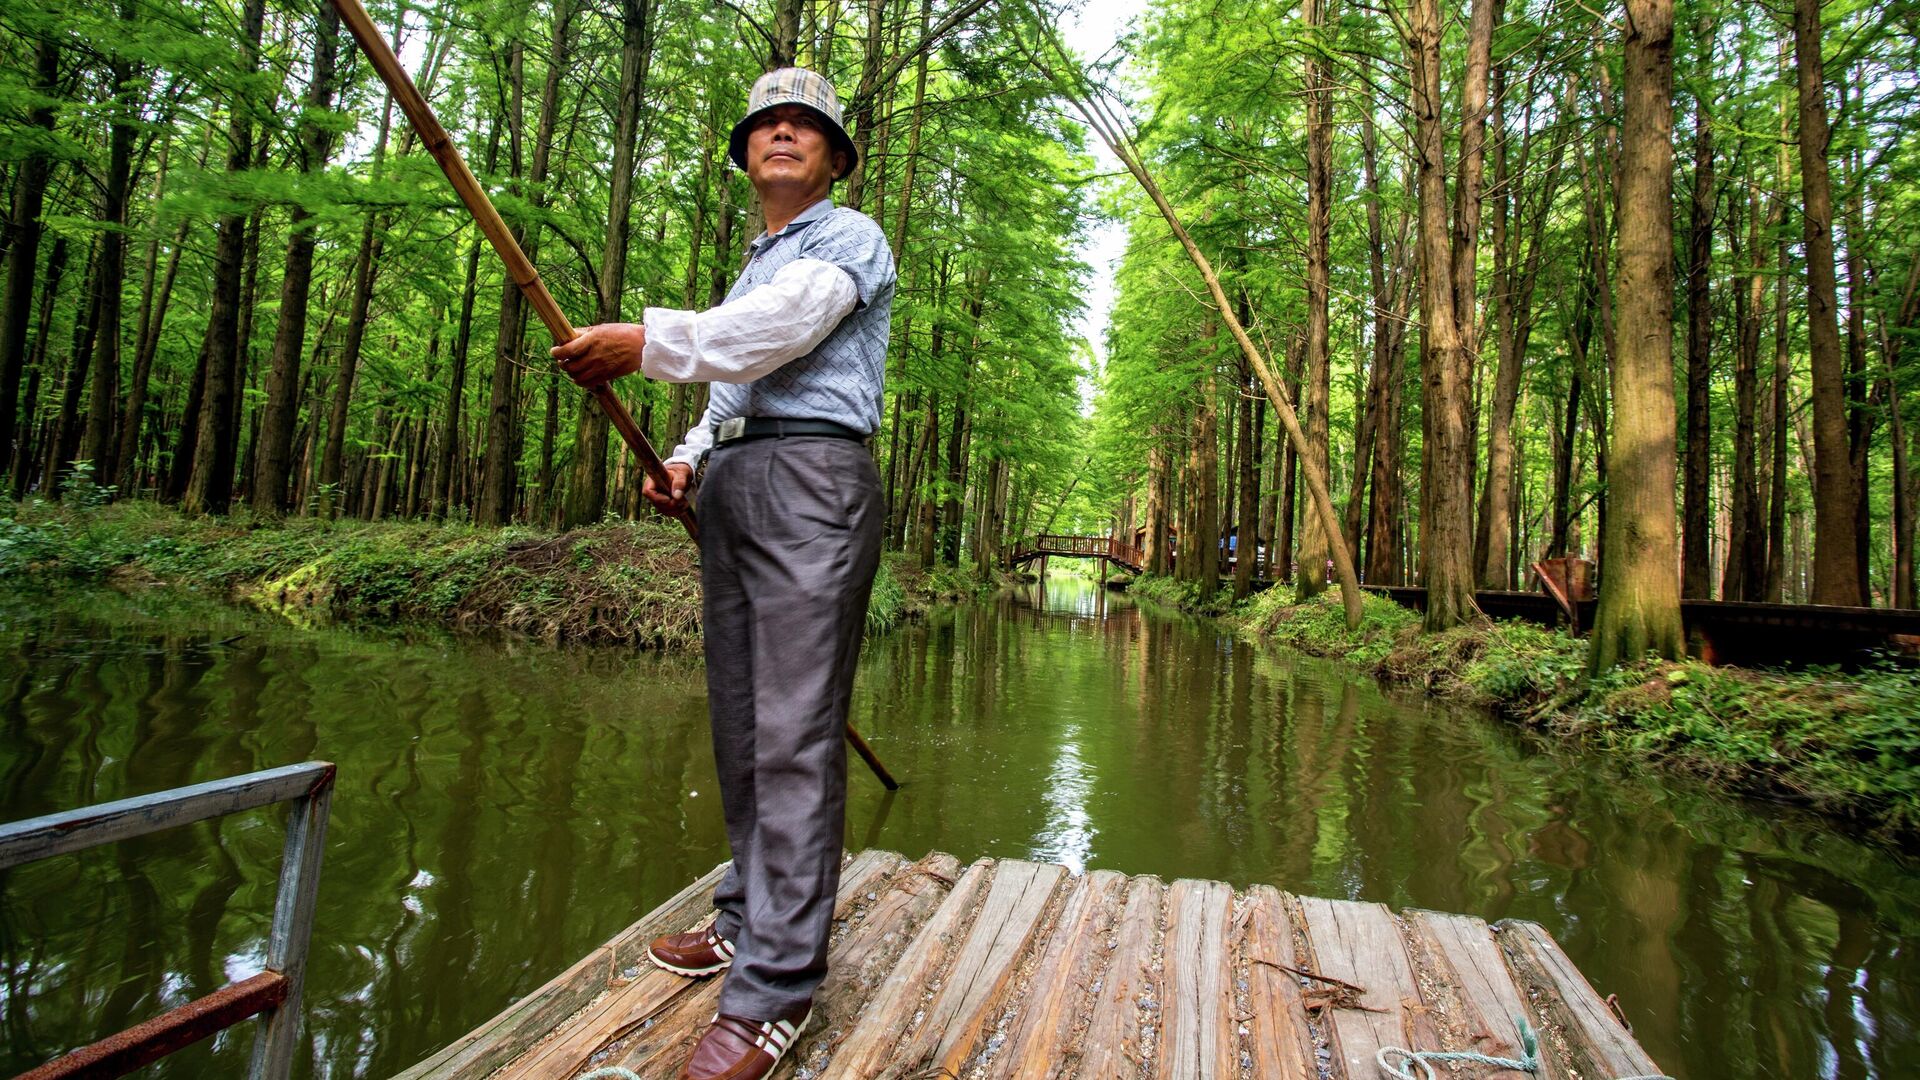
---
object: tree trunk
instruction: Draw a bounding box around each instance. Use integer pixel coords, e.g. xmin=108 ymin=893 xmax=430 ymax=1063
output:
xmin=1234 ymin=360 xmax=1257 ymax=598
xmin=44 ymin=242 xmax=103 ymax=495
xmin=1728 ymin=182 xmax=1766 ymax=595
xmin=1882 ymin=253 xmax=1920 ymax=607
xmin=565 ymin=0 xmax=652 ymax=528
xmin=1793 ymin=0 xmax=1863 ymax=605
xmin=0 ymin=37 xmax=59 ymax=483
xmin=82 ymin=35 xmax=139 ymax=486
xmin=477 ymin=42 xmax=530 ymax=527
xmin=1681 ymin=13 xmax=1716 ymax=597
xmin=1406 ymin=0 xmax=1483 ymax=629
xmin=1193 ymin=365 xmax=1220 ymax=592
xmin=1295 ymin=0 xmax=1333 ymax=601
xmin=1765 ymin=232 xmax=1791 ymax=600
xmin=252 ymin=1 xmax=341 ymax=513
xmin=1589 ymin=0 xmax=1683 ymax=671
xmin=119 ymin=142 xmax=196 ymax=491
xmin=11 ymin=235 xmax=65 ymax=494
xmin=184 ymin=0 xmax=266 ymax=514
xmin=317 ymin=93 xmax=393 ymax=517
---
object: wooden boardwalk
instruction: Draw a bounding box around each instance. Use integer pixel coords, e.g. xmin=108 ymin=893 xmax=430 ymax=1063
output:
xmin=396 ymin=851 xmax=1664 ymax=1080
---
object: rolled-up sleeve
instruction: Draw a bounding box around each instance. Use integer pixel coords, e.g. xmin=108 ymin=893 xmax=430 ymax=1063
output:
xmin=641 ymin=257 xmax=859 ymax=385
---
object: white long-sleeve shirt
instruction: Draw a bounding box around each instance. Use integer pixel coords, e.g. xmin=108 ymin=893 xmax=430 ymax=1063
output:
xmin=642 ymin=256 xmax=859 ymax=468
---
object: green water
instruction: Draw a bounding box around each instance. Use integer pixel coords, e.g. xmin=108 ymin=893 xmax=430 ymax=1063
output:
xmin=1 ymin=577 xmax=1915 ymax=1078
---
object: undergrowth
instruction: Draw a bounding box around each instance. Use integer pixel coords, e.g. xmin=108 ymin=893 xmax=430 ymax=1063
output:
xmin=1 ymin=499 xmax=976 ymax=648
xmin=1232 ymin=588 xmax=1920 ymax=839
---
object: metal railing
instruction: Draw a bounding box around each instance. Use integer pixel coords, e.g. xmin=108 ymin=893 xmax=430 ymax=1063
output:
xmin=0 ymin=761 xmax=336 ymax=1080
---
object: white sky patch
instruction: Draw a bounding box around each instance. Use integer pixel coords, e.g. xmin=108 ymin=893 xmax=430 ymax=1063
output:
xmin=1057 ymin=0 xmax=1149 ymax=389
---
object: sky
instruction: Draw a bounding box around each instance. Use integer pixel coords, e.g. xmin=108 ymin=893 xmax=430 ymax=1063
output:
xmin=1056 ymin=0 xmax=1151 ymax=384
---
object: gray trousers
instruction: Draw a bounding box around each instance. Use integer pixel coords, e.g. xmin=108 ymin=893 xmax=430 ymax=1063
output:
xmin=698 ymin=435 xmax=883 ymax=1020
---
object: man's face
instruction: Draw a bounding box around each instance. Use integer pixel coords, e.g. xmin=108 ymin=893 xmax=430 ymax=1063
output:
xmin=744 ymin=104 xmax=845 ymax=196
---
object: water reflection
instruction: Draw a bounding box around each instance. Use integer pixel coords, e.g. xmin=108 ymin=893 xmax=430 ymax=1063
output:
xmin=0 ymin=580 xmax=1915 ymax=1078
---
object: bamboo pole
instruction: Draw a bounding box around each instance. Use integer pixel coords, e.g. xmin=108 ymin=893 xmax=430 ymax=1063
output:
xmin=330 ymin=0 xmax=692 ymax=540
xmin=330 ymin=0 xmax=900 ymax=789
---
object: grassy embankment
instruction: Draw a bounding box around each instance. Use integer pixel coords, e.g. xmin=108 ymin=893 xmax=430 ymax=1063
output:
xmin=0 ymin=492 xmax=985 ymax=648
xmin=1127 ymin=572 xmax=1920 ymax=839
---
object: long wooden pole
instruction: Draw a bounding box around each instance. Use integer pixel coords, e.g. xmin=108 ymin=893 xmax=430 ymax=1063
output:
xmin=330 ymin=0 xmax=691 ymax=540
xmin=1026 ymin=20 xmax=1365 ymax=630
xmin=330 ymin=0 xmax=900 ymax=789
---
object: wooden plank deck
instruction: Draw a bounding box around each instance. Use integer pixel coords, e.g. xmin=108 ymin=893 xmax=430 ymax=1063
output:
xmin=397 ymin=851 xmax=1664 ymax=1080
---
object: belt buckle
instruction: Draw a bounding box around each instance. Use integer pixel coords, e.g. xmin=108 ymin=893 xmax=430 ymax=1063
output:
xmin=716 ymin=416 xmax=747 ymax=444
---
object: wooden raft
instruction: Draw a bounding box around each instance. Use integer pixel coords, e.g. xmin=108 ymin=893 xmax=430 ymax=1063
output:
xmin=395 ymin=851 xmax=1663 ymax=1080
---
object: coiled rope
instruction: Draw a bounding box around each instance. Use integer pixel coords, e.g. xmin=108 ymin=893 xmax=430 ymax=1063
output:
xmin=1375 ymin=1015 xmax=1674 ymax=1080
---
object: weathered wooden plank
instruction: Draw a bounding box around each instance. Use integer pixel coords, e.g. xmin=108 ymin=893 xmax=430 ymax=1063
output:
xmin=395 ymin=862 xmax=729 ymax=1080
xmin=1496 ymin=920 xmax=1664 ymax=1080
xmin=499 ymin=852 xmax=904 ymax=1079
xmin=1155 ymin=879 xmax=1235 ymax=1080
xmin=981 ymin=869 xmax=1130 ymax=1080
xmin=593 ymin=972 xmax=726 ymax=1078
xmin=1297 ymin=896 xmax=1437 ymax=1080
xmin=1079 ymin=874 xmax=1166 ymax=1079
xmin=1236 ymin=886 xmax=1317 ymax=1078
xmin=1407 ymin=911 xmax=1542 ymax=1079
xmin=791 ymin=852 xmax=963 ymax=1076
xmin=817 ymin=858 xmax=997 ymax=1078
xmin=0 ymin=761 xmax=334 ymax=870
xmin=888 ymin=858 xmax=1065 ymax=1078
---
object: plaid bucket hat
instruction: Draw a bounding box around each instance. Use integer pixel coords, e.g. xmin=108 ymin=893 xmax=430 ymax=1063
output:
xmin=729 ymin=67 xmax=858 ymax=180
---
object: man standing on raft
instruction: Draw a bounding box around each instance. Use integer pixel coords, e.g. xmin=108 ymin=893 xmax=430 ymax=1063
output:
xmin=552 ymin=67 xmax=894 ymax=1080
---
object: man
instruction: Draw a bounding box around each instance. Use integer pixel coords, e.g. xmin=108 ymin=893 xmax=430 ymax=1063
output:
xmin=553 ymin=67 xmax=894 ymax=1080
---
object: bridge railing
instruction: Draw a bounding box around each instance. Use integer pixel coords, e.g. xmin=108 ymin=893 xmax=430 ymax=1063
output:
xmin=1 ymin=762 xmax=335 ymax=1080
xmin=1014 ymin=535 xmax=1147 ymax=569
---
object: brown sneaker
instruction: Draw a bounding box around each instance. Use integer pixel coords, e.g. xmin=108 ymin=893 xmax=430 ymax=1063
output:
xmin=678 ymin=1006 xmax=811 ymax=1080
xmin=647 ymin=926 xmax=736 ymax=977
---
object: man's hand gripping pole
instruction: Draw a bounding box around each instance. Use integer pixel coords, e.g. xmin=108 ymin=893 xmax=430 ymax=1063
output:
xmin=328 ymin=0 xmax=903 ymax=790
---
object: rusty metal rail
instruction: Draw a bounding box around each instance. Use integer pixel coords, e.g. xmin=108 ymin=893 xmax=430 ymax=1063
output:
xmin=1 ymin=761 xmax=336 ymax=1080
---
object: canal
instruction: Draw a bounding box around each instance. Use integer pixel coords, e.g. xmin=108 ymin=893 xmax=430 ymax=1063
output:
xmin=1 ymin=577 xmax=1915 ymax=1077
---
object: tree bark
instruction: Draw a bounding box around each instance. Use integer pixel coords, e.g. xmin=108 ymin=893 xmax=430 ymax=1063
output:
xmin=1295 ymin=0 xmax=1333 ymax=600
xmin=1406 ymin=0 xmax=1483 ymax=629
xmin=45 ymin=242 xmax=103 ymax=495
xmin=1589 ymin=0 xmax=1684 ymax=671
xmin=0 ymin=36 xmax=59 ymax=483
xmin=252 ymin=1 xmax=341 ymax=512
xmin=1793 ymin=0 xmax=1863 ymax=605
xmin=477 ymin=40 xmax=530 ymax=526
xmin=317 ymin=93 xmax=393 ymax=517
xmin=82 ymin=32 xmax=139 ymax=486
xmin=565 ymin=0 xmax=652 ymax=527
xmin=184 ymin=0 xmax=266 ymax=514
xmin=1234 ymin=360 xmax=1257 ymax=598
xmin=11 ymin=235 xmax=65 ymax=494
xmin=1681 ymin=15 xmax=1716 ymax=598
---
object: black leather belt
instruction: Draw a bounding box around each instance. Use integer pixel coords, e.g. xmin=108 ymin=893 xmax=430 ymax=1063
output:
xmin=711 ymin=416 xmax=867 ymax=449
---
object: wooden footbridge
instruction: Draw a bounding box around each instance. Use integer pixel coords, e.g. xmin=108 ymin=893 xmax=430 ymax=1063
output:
xmin=400 ymin=850 xmax=1665 ymax=1079
xmin=1009 ymin=534 xmax=1147 ymax=575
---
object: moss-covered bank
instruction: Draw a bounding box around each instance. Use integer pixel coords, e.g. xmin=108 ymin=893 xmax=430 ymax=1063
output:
xmin=0 ymin=498 xmax=987 ymax=648
xmin=1134 ymin=574 xmax=1920 ymax=840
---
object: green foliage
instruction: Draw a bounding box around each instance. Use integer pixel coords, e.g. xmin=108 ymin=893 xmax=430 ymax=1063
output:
xmin=1232 ymin=587 xmax=1419 ymax=667
xmin=866 ymin=560 xmax=906 ymax=636
xmin=1127 ymin=572 xmax=1227 ymax=614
